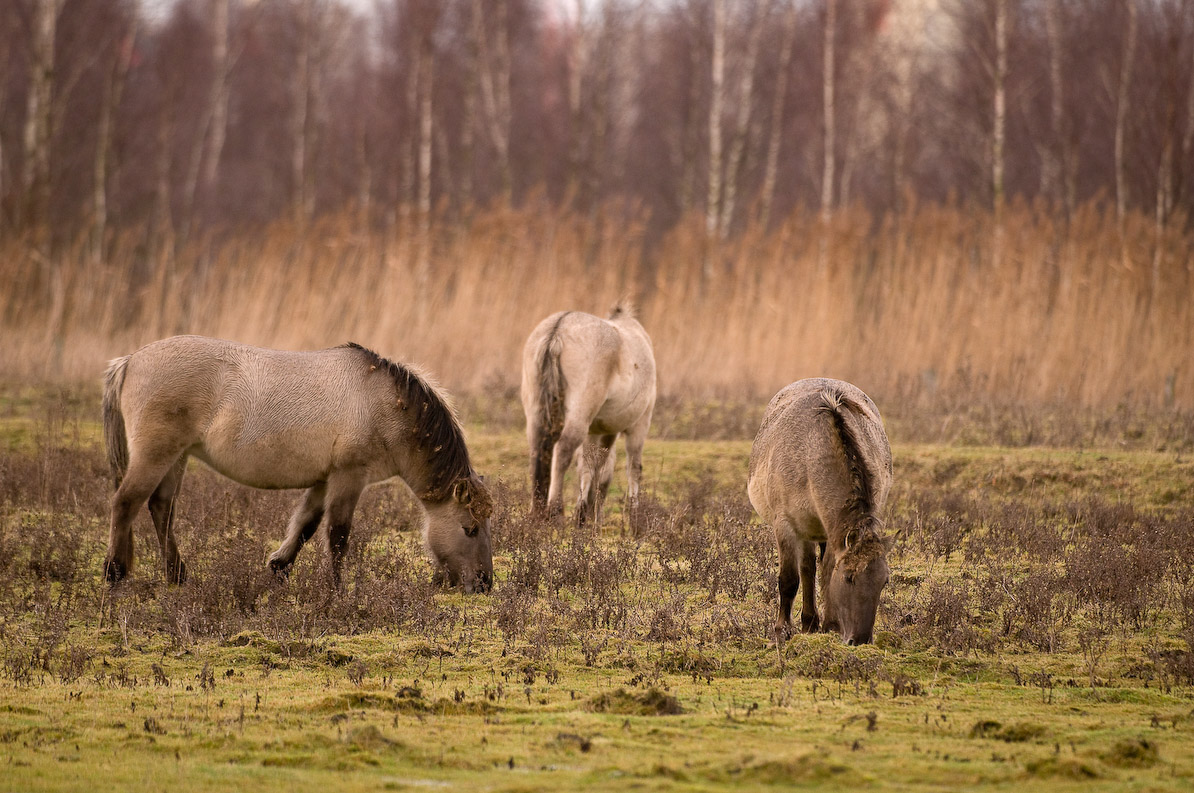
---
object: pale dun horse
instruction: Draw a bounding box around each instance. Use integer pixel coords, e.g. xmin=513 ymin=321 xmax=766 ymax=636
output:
xmin=102 ymin=336 xmax=494 ymax=592
xmin=748 ymin=379 xmax=893 ymax=645
xmin=521 ymin=304 xmax=656 ymax=526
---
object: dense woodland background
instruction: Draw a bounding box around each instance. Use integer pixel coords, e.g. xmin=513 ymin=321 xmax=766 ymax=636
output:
xmin=1 ymin=0 xmax=1192 ymax=412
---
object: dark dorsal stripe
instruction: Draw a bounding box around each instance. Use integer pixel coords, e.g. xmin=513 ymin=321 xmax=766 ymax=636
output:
xmin=343 ymin=343 xmax=470 ymax=502
xmin=818 ymin=388 xmax=885 ymax=573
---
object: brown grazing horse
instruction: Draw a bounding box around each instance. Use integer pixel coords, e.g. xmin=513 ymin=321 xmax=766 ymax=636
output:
xmin=102 ymin=336 xmax=494 ymax=591
xmin=748 ymin=378 xmax=893 ymax=645
xmin=520 ymin=303 xmax=656 ymax=525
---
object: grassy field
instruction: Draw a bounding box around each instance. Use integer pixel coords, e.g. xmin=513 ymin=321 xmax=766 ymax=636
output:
xmin=1 ymin=393 xmax=1193 ymax=791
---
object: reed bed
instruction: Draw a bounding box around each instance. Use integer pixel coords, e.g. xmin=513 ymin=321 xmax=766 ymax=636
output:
xmin=1 ymin=201 xmax=1190 ymax=412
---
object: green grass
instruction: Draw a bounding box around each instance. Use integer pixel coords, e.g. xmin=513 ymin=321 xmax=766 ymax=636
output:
xmin=0 ymin=407 xmax=1192 ymax=791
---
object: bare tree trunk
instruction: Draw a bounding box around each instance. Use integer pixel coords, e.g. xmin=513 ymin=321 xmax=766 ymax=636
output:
xmin=992 ymin=0 xmax=1007 ymax=219
xmin=92 ymin=17 xmax=137 ymax=263
xmin=720 ymin=0 xmax=771 ymax=238
xmin=461 ymin=35 xmax=476 ymax=209
xmin=178 ymin=0 xmax=230 ymax=246
xmin=1044 ymin=0 xmax=1067 ymax=216
xmin=1181 ymin=16 xmax=1194 ymax=207
xmin=761 ymin=1 xmax=797 ymax=228
xmin=355 ymin=122 xmax=372 ymax=232
xmin=991 ymin=0 xmax=1008 ymax=266
xmin=820 ymin=0 xmax=836 ymax=221
xmin=291 ymin=0 xmax=320 ymax=225
xmin=415 ymin=24 xmax=434 ymax=306
xmin=473 ymin=0 xmax=513 ymax=202
xmin=23 ymin=0 xmax=61 ymax=239
xmin=202 ymin=0 xmax=230 ymax=208
xmin=1115 ymin=0 xmax=1137 ymax=226
xmin=677 ymin=14 xmax=703 ymax=218
xmin=705 ymin=0 xmax=725 ymax=265
xmin=567 ymin=0 xmax=590 ymax=202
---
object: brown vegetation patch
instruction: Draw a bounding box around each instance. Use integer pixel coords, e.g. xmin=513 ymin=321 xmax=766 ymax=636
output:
xmin=587 ymin=688 xmax=683 ymax=716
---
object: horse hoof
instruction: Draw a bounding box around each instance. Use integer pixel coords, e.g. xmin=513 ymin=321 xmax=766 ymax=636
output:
xmin=801 ymin=615 xmax=821 ymax=633
xmin=104 ymin=559 xmax=127 ymax=584
xmin=772 ymin=623 xmax=792 ymax=645
xmin=267 ymin=557 xmax=291 ymax=580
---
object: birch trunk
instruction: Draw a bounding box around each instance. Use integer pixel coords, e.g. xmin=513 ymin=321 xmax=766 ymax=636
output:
xmin=760 ymin=1 xmax=797 ymax=228
xmin=567 ymin=0 xmax=589 ymax=202
xmin=1044 ymin=0 xmax=1067 ymax=214
xmin=23 ymin=0 xmax=61 ymax=237
xmin=92 ymin=19 xmax=137 ymax=263
xmin=1115 ymin=0 xmax=1137 ymax=226
xmin=473 ymin=0 xmax=513 ymax=202
xmin=291 ymin=0 xmax=318 ymax=225
xmin=992 ymin=0 xmax=1007 ymax=220
xmin=990 ymin=0 xmax=1008 ymax=268
xmin=706 ymin=0 xmax=725 ymax=254
xmin=202 ymin=0 xmax=230 ymax=205
xmin=720 ymin=0 xmax=770 ymax=238
xmin=820 ymin=0 xmax=836 ymax=221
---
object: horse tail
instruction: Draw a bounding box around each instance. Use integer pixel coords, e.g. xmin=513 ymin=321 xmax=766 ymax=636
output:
xmin=103 ymin=355 xmax=131 ymax=489
xmin=816 ymin=388 xmax=880 ymax=546
xmin=531 ymin=312 xmax=570 ymax=508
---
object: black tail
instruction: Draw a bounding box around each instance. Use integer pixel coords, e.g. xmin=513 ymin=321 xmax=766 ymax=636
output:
xmin=103 ymin=356 xmax=131 ymax=489
xmin=817 ymin=388 xmax=880 ymax=545
xmin=531 ymin=312 xmax=570 ymax=508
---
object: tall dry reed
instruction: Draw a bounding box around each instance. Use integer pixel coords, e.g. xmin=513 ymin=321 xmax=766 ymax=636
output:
xmin=1 ymin=201 xmax=1190 ymax=410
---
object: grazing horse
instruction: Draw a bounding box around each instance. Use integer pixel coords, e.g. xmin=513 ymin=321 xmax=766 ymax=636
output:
xmin=102 ymin=336 xmax=494 ymax=592
xmin=748 ymin=379 xmax=893 ymax=645
xmin=520 ymin=303 xmax=656 ymax=525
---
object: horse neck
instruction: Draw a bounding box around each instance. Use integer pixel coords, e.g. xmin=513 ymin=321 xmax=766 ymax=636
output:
xmin=382 ymin=419 xmax=441 ymax=503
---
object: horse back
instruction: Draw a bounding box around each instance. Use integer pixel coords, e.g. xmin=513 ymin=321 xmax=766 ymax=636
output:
xmin=748 ymin=379 xmax=891 ymax=538
xmin=563 ymin=312 xmax=655 ymax=431
xmin=119 ymin=336 xmax=387 ymax=488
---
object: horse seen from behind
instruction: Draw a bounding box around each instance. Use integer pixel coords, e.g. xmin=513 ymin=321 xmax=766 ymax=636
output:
xmin=520 ymin=303 xmax=656 ymax=526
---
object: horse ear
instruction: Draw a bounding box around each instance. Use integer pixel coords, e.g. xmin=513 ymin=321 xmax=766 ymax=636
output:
xmin=844 ymin=529 xmax=859 ymax=551
xmin=453 ymin=479 xmax=471 ymax=504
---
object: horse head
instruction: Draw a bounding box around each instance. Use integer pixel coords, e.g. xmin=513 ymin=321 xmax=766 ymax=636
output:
xmin=425 ymin=472 xmax=494 ymax=593
xmin=822 ymin=526 xmax=890 ymax=645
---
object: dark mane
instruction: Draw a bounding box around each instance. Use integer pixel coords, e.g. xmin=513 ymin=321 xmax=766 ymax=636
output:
xmin=343 ymin=342 xmax=471 ymax=501
xmin=817 ymin=388 xmax=885 ymax=572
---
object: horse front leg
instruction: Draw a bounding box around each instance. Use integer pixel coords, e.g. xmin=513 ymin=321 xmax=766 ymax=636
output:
xmin=576 ymin=434 xmax=616 ymax=527
xmin=323 ymin=472 xmax=364 ymax=589
xmin=798 ymin=540 xmax=821 ymax=633
xmin=773 ymin=532 xmax=801 ymax=643
xmin=623 ymin=410 xmax=651 ymax=533
xmin=268 ymin=482 xmax=327 ymax=577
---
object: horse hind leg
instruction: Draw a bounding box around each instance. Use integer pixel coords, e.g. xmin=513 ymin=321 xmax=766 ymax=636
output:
xmin=547 ymin=423 xmax=586 ymax=519
xmin=268 ymin=482 xmax=328 ymax=576
xmin=527 ymin=420 xmax=555 ymax=514
xmin=147 ymin=455 xmax=189 ymax=584
xmin=106 ymin=452 xmax=186 ymax=583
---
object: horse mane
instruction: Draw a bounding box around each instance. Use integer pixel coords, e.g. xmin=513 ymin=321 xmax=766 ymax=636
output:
xmin=343 ymin=342 xmax=471 ymax=502
xmin=817 ymin=387 xmax=885 ymax=572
